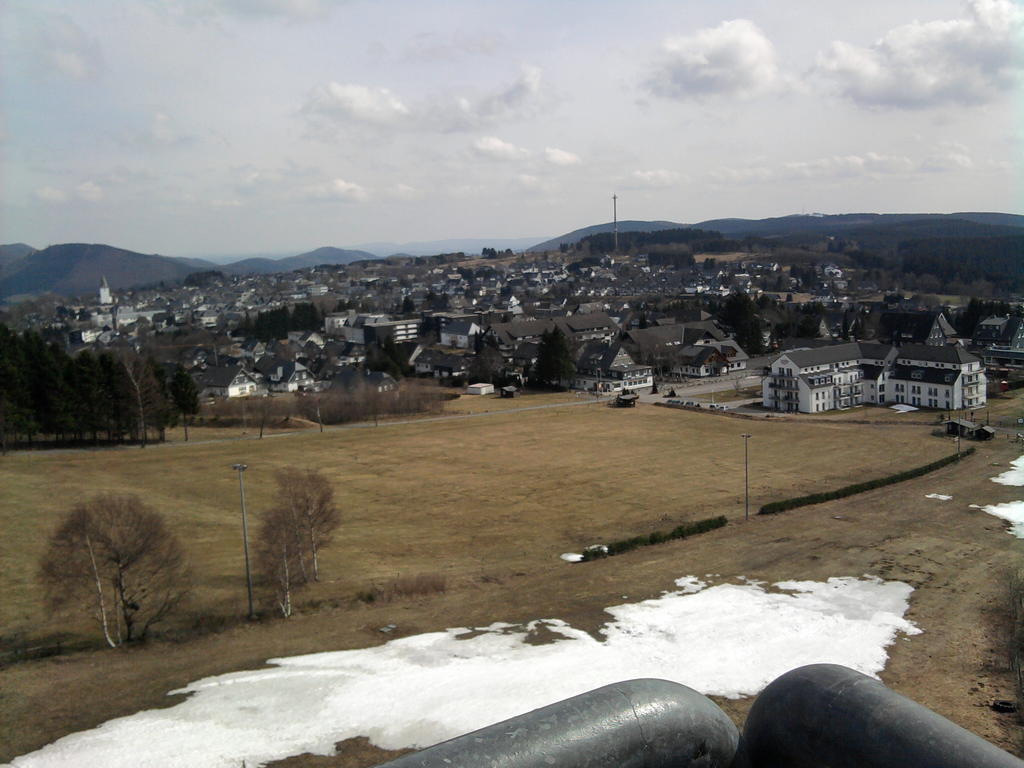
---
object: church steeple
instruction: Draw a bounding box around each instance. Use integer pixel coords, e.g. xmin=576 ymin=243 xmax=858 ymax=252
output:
xmin=99 ymin=276 xmax=111 ymax=305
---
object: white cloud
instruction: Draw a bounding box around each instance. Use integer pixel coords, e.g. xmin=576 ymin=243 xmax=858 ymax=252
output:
xmin=75 ymin=181 xmax=104 ymax=201
xmin=158 ymin=0 xmax=345 ymax=22
xmin=544 ymin=147 xmax=581 ymax=166
xmin=783 ymin=153 xmax=914 ymax=178
xmin=147 ymin=111 xmax=193 ymax=146
xmin=36 ymin=14 xmax=104 ymax=80
xmin=404 ymin=31 xmax=502 ymax=61
xmin=388 ymin=183 xmax=423 ymax=200
xmin=515 ymin=173 xmax=546 ymax=191
xmin=921 ymin=143 xmax=976 ymax=172
xmin=630 ymin=169 xmax=681 ymax=187
xmin=710 ymin=149 xmax=980 ymax=184
xmin=815 ymin=0 xmax=1024 ymax=108
xmin=472 ymin=136 xmax=528 ymax=160
xmin=35 ymin=186 xmax=68 ymax=203
xmin=324 ymin=178 xmax=368 ymax=201
xmin=303 ymin=66 xmax=543 ymax=135
xmin=304 ymin=83 xmax=410 ymax=125
xmin=438 ymin=66 xmax=544 ymax=131
xmin=647 ymin=19 xmax=781 ymax=100
xmin=474 ymin=65 xmax=541 ymax=119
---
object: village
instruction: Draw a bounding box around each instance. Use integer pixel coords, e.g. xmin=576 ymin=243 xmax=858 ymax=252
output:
xmin=6 ymin=245 xmax=1018 ymax=430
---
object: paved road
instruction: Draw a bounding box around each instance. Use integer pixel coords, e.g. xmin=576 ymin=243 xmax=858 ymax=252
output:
xmin=639 ymin=373 xmax=765 ymax=404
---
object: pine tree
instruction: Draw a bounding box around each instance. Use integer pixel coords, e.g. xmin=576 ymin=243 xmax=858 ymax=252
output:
xmin=170 ymin=365 xmax=200 ymax=441
xmin=534 ymin=328 xmax=575 ymax=388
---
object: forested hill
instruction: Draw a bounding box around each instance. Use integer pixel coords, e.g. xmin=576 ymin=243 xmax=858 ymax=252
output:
xmin=0 ymin=244 xmax=202 ymax=300
xmin=861 ymin=235 xmax=1024 ymax=292
xmin=691 ymin=213 xmax=1024 ymax=242
xmin=226 ymin=246 xmax=376 ymax=274
xmin=529 ymin=221 xmax=685 ymax=252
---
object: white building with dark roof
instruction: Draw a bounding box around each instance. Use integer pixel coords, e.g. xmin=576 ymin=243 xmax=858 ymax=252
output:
xmin=763 ymin=342 xmax=984 ymax=413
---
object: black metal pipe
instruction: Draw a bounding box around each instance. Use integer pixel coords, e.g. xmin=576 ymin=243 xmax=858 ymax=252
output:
xmin=375 ymin=678 xmax=740 ymax=768
xmin=742 ymin=663 xmax=1024 ymax=768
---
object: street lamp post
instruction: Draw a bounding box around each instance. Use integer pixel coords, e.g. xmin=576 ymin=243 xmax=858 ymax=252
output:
xmin=741 ymin=433 xmax=752 ymax=520
xmin=232 ymin=463 xmax=256 ymax=620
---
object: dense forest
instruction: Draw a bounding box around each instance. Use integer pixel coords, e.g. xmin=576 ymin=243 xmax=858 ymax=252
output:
xmin=578 ymin=228 xmax=725 ymax=254
xmin=0 ymin=324 xmax=196 ymax=451
xmin=237 ymin=302 xmax=322 ymax=342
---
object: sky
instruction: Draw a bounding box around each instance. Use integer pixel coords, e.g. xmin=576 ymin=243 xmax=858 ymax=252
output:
xmin=1 ymin=0 xmax=1022 ymax=255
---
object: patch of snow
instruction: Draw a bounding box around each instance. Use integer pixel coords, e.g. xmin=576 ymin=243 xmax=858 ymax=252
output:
xmin=969 ymin=504 xmax=984 ymax=509
xmin=981 ymin=501 xmax=1024 ymax=537
xmin=560 ymin=553 xmax=583 ymax=563
xmin=890 ymin=404 xmax=918 ymax=412
xmin=992 ymin=455 xmax=1024 ymax=487
xmin=925 ymin=494 xmax=952 ymax=501
xmin=674 ymin=576 xmax=707 ymax=593
xmin=10 ymin=577 xmax=919 ymax=768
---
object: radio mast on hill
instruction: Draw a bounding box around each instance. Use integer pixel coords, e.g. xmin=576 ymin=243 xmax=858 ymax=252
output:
xmin=612 ymin=193 xmax=618 ymax=252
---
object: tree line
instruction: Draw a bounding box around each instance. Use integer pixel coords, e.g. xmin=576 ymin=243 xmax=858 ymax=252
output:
xmin=0 ymin=324 xmax=199 ymax=451
xmin=238 ymin=302 xmax=323 ymax=342
xmin=577 ymin=227 xmax=724 ymax=254
xmin=37 ymin=467 xmax=341 ymax=647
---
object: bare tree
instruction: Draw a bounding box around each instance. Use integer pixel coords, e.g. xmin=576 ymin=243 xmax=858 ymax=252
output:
xmin=255 ymin=396 xmax=275 ymax=439
xmin=118 ymin=351 xmax=168 ymax=448
xmin=274 ymin=468 xmax=340 ymax=582
xmin=38 ymin=494 xmax=190 ymax=645
xmin=256 ymin=507 xmax=304 ymax=617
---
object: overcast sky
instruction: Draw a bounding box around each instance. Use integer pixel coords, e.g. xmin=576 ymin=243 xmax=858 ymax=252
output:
xmin=2 ymin=0 xmax=1021 ymax=255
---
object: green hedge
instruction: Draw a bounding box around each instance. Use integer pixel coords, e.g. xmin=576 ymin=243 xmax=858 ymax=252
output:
xmin=580 ymin=515 xmax=727 ymax=561
xmin=759 ymin=448 xmax=975 ymax=515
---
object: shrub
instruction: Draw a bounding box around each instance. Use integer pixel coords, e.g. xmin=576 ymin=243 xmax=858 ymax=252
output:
xmin=758 ymin=448 xmax=975 ymax=515
xmin=580 ymin=516 xmax=727 ymax=561
xmin=357 ymin=573 xmax=448 ymax=604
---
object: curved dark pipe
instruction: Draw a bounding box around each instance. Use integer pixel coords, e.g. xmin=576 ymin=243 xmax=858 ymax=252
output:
xmin=375 ymin=678 xmax=740 ymax=768
xmin=743 ymin=663 xmax=1024 ymax=768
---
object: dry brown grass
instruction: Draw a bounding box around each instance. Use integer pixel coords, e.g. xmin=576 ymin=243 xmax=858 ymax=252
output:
xmin=358 ymin=573 xmax=448 ymax=604
xmin=0 ymin=400 xmax=951 ymax=643
xmin=3 ymin=396 xmax=1022 ymax=764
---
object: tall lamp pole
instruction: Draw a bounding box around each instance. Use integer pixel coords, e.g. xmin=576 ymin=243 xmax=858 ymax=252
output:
xmin=232 ymin=463 xmax=256 ymax=619
xmin=741 ymin=434 xmax=752 ymax=520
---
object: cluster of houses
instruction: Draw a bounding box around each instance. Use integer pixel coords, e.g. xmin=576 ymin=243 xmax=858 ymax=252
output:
xmin=171 ymin=301 xmax=762 ymax=400
xmin=21 ymin=252 xmax=1024 ymax=417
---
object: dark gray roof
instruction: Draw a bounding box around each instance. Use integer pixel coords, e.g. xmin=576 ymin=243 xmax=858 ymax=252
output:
xmin=444 ymin=319 xmax=479 ymax=335
xmin=896 ymin=344 xmax=978 ymax=365
xmin=781 ymin=342 xmax=866 ymax=368
xmin=196 ymin=364 xmax=250 ymax=388
xmin=891 ymin=365 xmax=960 ymax=385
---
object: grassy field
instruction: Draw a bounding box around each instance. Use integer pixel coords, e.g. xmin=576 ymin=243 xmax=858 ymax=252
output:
xmin=2 ymin=395 xmax=1022 ymax=763
xmin=0 ymin=400 xmax=952 ymax=639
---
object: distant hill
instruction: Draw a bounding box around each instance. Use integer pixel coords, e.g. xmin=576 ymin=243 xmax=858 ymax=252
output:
xmin=528 ymin=221 xmax=686 ymax=252
xmin=223 ymin=246 xmax=376 ymax=274
xmin=0 ymin=243 xmax=203 ymax=299
xmin=352 ymin=237 xmax=544 ymax=258
xmin=690 ymin=212 xmax=1024 ymax=240
xmin=0 ymin=243 xmax=36 ymax=269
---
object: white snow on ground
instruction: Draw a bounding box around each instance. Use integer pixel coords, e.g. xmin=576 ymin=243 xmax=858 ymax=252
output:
xmin=890 ymin=404 xmax=918 ymax=412
xmin=10 ymin=576 xmax=919 ymax=768
xmin=981 ymin=501 xmax=1024 ymax=537
xmin=992 ymin=455 xmax=1024 ymax=486
xmin=559 ymin=552 xmax=583 ymax=562
xmin=925 ymin=494 xmax=952 ymax=501
xmin=979 ymin=454 xmax=1024 ymax=536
